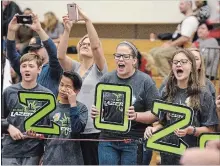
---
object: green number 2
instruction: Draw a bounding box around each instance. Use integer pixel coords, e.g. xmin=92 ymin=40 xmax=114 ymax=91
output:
xmin=146 ymin=100 xmax=193 ymax=155
xmin=18 ymin=91 xmax=60 ymax=135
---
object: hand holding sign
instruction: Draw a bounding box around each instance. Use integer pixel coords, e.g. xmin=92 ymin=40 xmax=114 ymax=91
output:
xmin=8 ymin=124 xmax=25 ymax=140
xmin=94 ymin=83 xmax=132 ymax=133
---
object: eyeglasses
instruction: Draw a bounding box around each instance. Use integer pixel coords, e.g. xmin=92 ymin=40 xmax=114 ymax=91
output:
xmin=79 ymin=42 xmax=91 ymax=47
xmin=113 ymin=53 xmax=132 ymax=60
xmin=172 ymin=59 xmax=192 ymax=65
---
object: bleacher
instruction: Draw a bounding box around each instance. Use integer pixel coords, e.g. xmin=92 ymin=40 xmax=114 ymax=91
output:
xmin=67 ymin=38 xmax=220 ymax=96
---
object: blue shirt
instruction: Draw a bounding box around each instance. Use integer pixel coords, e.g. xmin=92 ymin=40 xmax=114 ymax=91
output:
xmin=6 ymin=38 xmax=63 ymax=97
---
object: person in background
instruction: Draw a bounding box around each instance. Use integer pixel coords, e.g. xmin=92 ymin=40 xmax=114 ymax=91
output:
xmin=149 ymin=0 xmax=199 ymax=77
xmin=2 ymin=0 xmax=22 ymax=38
xmin=7 ymin=13 xmax=63 ymax=97
xmin=149 ymin=33 xmax=157 ymax=42
xmin=43 ymin=11 xmax=64 ymax=45
xmin=193 ymin=21 xmax=220 ymax=80
xmin=194 ymin=0 xmax=210 ymax=23
xmin=57 ymin=5 xmax=107 ymax=165
xmin=137 ymin=52 xmax=153 ymax=77
xmin=23 ymin=7 xmax=32 ymax=16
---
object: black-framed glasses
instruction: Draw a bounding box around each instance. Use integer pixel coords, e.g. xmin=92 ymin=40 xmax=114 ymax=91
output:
xmin=172 ymin=59 xmax=192 ymax=65
xmin=113 ymin=53 xmax=132 ymax=60
xmin=79 ymin=42 xmax=91 ymax=47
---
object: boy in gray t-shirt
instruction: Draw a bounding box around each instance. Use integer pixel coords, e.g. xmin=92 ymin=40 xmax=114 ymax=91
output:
xmin=41 ymin=71 xmax=88 ymax=165
xmin=2 ymin=53 xmax=52 ymax=165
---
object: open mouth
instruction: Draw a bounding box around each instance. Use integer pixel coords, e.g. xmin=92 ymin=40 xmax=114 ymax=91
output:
xmin=118 ymin=64 xmax=125 ymax=69
xmin=176 ymin=69 xmax=183 ymax=77
xmin=25 ymin=73 xmax=30 ymax=77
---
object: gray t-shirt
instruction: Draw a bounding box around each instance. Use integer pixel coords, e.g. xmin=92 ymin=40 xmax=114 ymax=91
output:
xmin=159 ymin=87 xmax=218 ymax=165
xmin=42 ymin=101 xmax=87 ymax=165
xmin=99 ymin=70 xmax=160 ymax=139
xmin=72 ymin=61 xmax=108 ymax=134
xmin=2 ymin=83 xmax=52 ymax=158
xmin=46 ymin=22 xmax=64 ymax=40
xmin=198 ymin=38 xmax=220 ymax=77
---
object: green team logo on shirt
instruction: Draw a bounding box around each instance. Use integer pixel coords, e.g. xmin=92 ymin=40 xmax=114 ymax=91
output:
xmin=11 ymin=100 xmax=41 ymax=117
xmin=146 ymin=100 xmax=194 ymax=155
xmin=18 ymin=91 xmax=60 ymax=135
xmin=53 ymin=113 xmax=71 ymax=136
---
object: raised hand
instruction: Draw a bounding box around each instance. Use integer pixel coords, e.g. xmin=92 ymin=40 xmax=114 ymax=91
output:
xmin=8 ymin=14 xmax=21 ymax=32
xmin=26 ymin=13 xmax=42 ymax=32
xmin=62 ymin=15 xmax=73 ymax=33
xmin=76 ymin=5 xmax=89 ymax=21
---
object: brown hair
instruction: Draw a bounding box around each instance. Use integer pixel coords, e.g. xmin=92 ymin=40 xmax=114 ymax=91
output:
xmin=164 ymin=48 xmax=201 ymax=110
xmin=20 ymin=53 xmax=43 ymax=68
xmin=187 ymin=47 xmax=206 ymax=87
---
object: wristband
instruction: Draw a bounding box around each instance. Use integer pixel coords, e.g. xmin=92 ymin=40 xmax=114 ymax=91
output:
xmin=192 ymin=126 xmax=196 ymax=136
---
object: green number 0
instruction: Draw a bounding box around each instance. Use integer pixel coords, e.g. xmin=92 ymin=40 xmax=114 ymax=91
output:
xmin=18 ymin=91 xmax=60 ymax=135
xmin=146 ymin=100 xmax=193 ymax=155
xmin=199 ymin=133 xmax=220 ymax=149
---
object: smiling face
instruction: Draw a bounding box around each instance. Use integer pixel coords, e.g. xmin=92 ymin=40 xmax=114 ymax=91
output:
xmin=172 ymin=52 xmax=192 ymax=83
xmin=79 ymin=37 xmax=93 ymax=58
xmin=115 ymin=44 xmax=137 ymax=79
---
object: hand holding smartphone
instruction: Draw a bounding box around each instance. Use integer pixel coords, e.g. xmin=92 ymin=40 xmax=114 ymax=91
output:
xmin=16 ymin=15 xmax=32 ymax=24
xmin=67 ymin=3 xmax=83 ymax=21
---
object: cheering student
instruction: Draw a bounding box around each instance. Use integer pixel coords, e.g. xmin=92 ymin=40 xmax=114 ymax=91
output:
xmin=91 ymin=41 xmax=160 ymax=165
xmin=2 ymin=53 xmax=52 ymax=165
xmin=144 ymin=49 xmax=218 ymax=165
xmin=159 ymin=48 xmax=216 ymax=102
xmin=28 ymin=71 xmax=88 ymax=165
xmin=57 ymin=5 xmax=107 ymax=165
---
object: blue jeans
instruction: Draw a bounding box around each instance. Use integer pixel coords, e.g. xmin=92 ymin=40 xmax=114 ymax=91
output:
xmin=98 ymin=141 xmax=138 ymax=165
xmin=143 ymin=145 xmax=153 ymax=165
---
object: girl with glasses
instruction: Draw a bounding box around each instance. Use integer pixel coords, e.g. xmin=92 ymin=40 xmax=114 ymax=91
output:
xmin=91 ymin=41 xmax=160 ymax=165
xmin=144 ymin=48 xmax=218 ymax=165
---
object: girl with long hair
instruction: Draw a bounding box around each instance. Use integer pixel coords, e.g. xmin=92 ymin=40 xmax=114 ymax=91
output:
xmin=144 ymin=49 xmax=218 ymax=165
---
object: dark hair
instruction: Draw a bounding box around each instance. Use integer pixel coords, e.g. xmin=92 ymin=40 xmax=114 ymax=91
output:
xmin=24 ymin=8 xmax=32 ymax=11
xmin=199 ymin=21 xmax=213 ymax=31
xmin=137 ymin=51 xmax=142 ymax=68
xmin=62 ymin=71 xmax=82 ymax=91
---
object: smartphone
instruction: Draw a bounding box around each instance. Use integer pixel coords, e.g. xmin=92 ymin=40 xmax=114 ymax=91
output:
xmin=67 ymin=4 xmax=78 ymax=21
xmin=16 ymin=15 xmax=32 ymax=24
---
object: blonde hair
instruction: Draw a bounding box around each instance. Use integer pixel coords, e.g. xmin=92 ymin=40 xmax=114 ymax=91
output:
xmin=44 ymin=12 xmax=58 ymax=32
xmin=187 ymin=47 xmax=206 ymax=87
xmin=20 ymin=53 xmax=43 ymax=67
